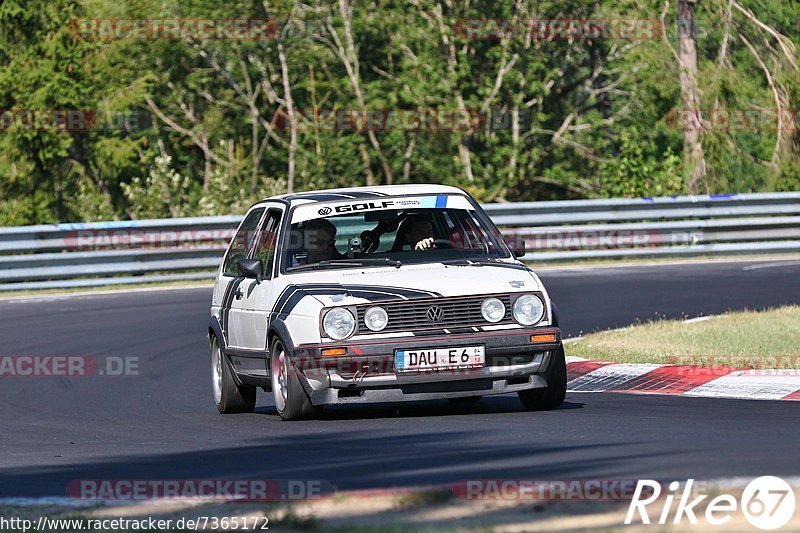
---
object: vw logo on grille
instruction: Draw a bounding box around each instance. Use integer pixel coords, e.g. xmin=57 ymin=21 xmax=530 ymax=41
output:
xmin=426 ymin=305 xmax=444 ymax=323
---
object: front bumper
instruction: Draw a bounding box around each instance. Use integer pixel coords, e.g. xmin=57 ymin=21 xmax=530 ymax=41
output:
xmin=293 ymin=327 xmax=561 ymax=405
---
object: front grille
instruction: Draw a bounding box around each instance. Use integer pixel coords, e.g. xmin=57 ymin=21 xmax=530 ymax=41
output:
xmin=356 ymin=295 xmax=514 ymax=334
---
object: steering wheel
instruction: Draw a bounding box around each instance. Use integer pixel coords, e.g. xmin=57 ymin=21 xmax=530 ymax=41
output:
xmin=432 ymin=239 xmax=454 ymax=249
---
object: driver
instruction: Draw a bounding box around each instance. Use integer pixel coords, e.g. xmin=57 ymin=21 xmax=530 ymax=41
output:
xmin=397 ymin=214 xmax=436 ymax=251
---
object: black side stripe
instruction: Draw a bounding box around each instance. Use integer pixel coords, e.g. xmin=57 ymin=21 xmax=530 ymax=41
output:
xmin=220 ymin=278 xmax=245 ymax=333
xmin=273 ymin=283 xmax=439 ymax=313
xmin=218 ymin=280 xmax=236 ymax=333
xmin=268 ymin=289 xmax=389 ymax=322
xmin=268 ymin=284 xmax=442 ymax=321
xmin=348 ymin=284 xmax=441 ymax=299
xmin=272 ymin=288 xmax=420 ymax=321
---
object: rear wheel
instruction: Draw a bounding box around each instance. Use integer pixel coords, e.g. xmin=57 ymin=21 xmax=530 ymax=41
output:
xmin=518 ymin=343 xmax=567 ymax=411
xmin=211 ymin=336 xmax=256 ymax=414
xmin=270 ymin=338 xmax=318 ymax=421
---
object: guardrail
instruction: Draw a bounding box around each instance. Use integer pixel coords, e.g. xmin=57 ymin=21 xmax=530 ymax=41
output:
xmin=1 ymin=192 xmax=798 ymax=291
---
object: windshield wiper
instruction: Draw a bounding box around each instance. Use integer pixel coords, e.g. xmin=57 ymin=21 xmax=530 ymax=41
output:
xmin=339 ymin=257 xmax=402 ymax=268
xmin=287 ymin=257 xmax=402 ymax=272
xmin=441 ymin=256 xmax=503 ymax=266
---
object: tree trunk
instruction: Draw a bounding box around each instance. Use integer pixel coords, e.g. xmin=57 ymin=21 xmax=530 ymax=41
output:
xmin=277 ymin=39 xmax=296 ymax=194
xmin=677 ymin=0 xmax=707 ymax=194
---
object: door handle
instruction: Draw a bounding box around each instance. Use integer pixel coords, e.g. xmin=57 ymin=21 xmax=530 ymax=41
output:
xmin=234 ymin=288 xmax=244 ymax=300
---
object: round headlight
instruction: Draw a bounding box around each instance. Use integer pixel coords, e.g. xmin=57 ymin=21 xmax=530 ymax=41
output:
xmin=513 ymin=294 xmax=544 ymax=325
xmin=481 ymin=297 xmax=506 ymax=323
xmin=323 ymin=308 xmax=356 ymax=340
xmin=364 ymin=306 xmax=388 ymax=332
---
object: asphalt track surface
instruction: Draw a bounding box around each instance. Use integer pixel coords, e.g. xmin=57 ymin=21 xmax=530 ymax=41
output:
xmin=1 ymin=259 xmax=799 ymax=498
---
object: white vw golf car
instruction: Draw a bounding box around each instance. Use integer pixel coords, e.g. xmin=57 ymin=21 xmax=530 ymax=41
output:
xmin=209 ymin=185 xmax=566 ymax=420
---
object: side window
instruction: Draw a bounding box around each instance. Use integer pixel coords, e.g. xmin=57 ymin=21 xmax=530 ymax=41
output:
xmin=223 ymin=208 xmax=265 ymax=276
xmin=254 ymin=209 xmax=283 ymax=279
xmin=443 ymin=210 xmax=486 ymax=250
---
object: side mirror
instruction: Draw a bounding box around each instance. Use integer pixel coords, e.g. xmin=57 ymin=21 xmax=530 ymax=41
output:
xmin=237 ymin=258 xmax=264 ymax=284
xmin=510 ymin=240 xmax=526 ymax=259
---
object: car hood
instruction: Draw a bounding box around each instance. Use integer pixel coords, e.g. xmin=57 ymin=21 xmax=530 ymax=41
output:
xmin=284 ymin=262 xmax=542 ymax=303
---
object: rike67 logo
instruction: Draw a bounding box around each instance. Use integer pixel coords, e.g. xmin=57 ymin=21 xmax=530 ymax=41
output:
xmin=626 ymin=477 xmax=796 ymax=530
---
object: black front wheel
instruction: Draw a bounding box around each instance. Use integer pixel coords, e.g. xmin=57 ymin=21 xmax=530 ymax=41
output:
xmin=518 ymin=343 xmax=567 ymax=411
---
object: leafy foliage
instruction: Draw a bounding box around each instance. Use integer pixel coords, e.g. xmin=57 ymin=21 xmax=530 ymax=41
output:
xmin=0 ymin=0 xmax=797 ymax=224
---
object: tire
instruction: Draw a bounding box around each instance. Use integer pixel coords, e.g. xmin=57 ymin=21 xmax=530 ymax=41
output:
xmin=448 ymin=396 xmax=483 ymax=404
xmin=211 ymin=336 xmax=256 ymax=414
xmin=270 ymin=337 xmax=318 ymax=421
xmin=518 ymin=342 xmax=567 ymax=411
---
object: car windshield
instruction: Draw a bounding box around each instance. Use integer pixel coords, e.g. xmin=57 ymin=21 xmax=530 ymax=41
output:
xmin=283 ymin=195 xmax=510 ymax=272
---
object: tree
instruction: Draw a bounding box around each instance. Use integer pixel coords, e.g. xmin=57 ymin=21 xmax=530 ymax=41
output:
xmin=676 ymin=0 xmax=707 ymax=193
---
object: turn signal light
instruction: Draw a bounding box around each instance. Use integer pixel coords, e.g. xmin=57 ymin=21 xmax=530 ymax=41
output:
xmin=321 ymin=348 xmax=347 ymax=357
xmin=530 ymin=333 xmax=557 ymax=344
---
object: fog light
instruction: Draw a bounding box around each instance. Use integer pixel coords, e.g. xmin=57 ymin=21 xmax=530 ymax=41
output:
xmin=364 ymin=306 xmax=389 ymax=332
xmin=481 ymin=297 xmax=506 ymax=323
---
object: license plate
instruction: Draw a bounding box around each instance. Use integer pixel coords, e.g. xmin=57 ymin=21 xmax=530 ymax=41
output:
xmin=395 ymin=346 xmax=485 ymax=372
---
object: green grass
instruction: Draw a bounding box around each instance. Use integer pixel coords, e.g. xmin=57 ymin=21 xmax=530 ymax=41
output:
xmin=393 ymin=489 xmax=455 ymax=509
xmin=269 ymin=510 xmax=318 ymax=530
xmin=569 ymin=306 xmax=800 ymax=367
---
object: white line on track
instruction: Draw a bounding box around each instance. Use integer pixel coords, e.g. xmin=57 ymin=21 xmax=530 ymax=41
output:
xmin=682 ymin=315 xmax=719 ymax=324
xmin=742 ymin=260 xmax=800 ymax=271
xmin=684 ymin=373 xmax=800 ymax=400
xmin=567 ymin=363 xmax=663 ymax=392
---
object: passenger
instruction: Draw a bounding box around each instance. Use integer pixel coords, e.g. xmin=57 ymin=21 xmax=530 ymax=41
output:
xmin=297 ymin=219 xmax=344 ymax=264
